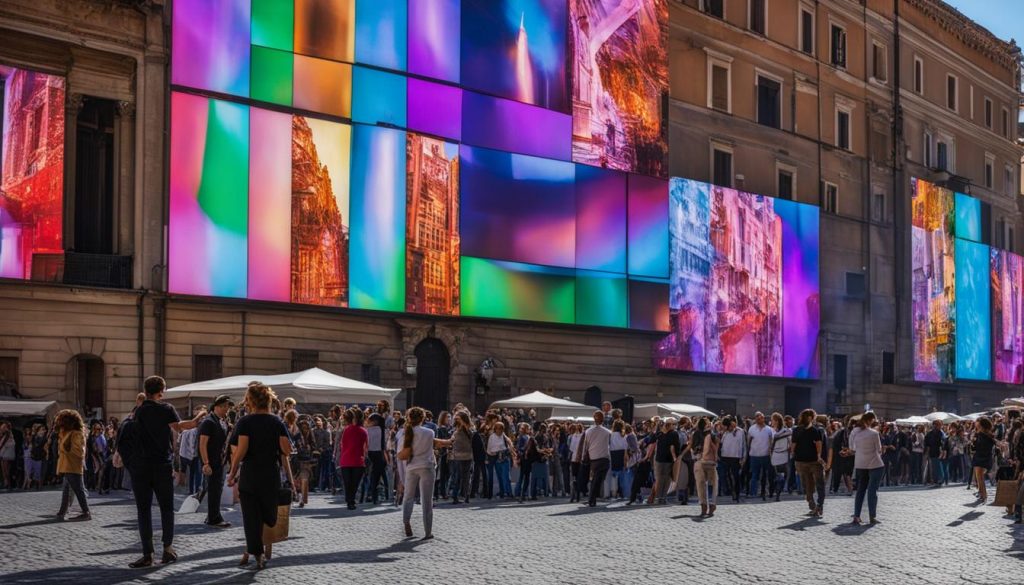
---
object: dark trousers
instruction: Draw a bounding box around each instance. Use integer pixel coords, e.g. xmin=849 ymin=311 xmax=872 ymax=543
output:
xmin=206 ymin=466 xmax=225 ymax=524
xmin=340 ymin=466 xmax=365 ymax=507
xmin=721 ymin=457 xmax=742 ymax=499
xmin=238 ymin=489 xmax=277 ymax=556
xmin=366 ymin=452 xmax=388 ymax=503
xmin=470 ymin=459 xmax=486 ymax=498
xmin=129 ymin=464 xmax=175 ymax=557
xmin=449 ymin=459 xmax=472 ymax=501
xmin=58 ymin=472 xmax=89 ymax=515
xmin=588 ymin=458 xmax=610 ymax=506
xmin=518 ymin=462 xmax=533 ymax=500
xmin=573 ymin=461 xmax=590 ymax=502
xmin=630 ymin=460 xmax=651 ymax=503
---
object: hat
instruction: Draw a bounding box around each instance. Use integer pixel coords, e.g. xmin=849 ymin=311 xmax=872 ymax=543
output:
xmin=212 ymin=394 xmax=233 ymax=407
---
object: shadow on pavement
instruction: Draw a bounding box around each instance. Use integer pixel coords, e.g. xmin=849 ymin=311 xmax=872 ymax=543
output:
xmin=830 ymin=523 xmax=876 ymax=536
xmin=777 ymin=517 xmax=828 ymax=531
xmin=947 ymin=510 xmax=984 ymax=527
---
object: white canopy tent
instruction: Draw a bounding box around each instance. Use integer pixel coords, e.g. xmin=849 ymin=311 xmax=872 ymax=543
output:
xmin=924 ymin=411 xmax=962 ymax=424
xmin=894 ymin=415 xmax=931 ymax=426
xmin=633 ymin=403 xmax=716 ymax=420
xmin=163 ymin=368 xmax=401 ymax=406
xmin=489 ymin=391 xmax=592 ymax=412
xmin=961 ymin=412 xmax=990 ymax=421
xmin=0 ymin=400 xmax=57 ymax=417
xmin=1002 ymin=397 xmax=1024 ymax=408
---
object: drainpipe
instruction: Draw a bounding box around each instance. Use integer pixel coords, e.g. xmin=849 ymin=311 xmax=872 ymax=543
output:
xmin=136 ymin=290 xmax=147 ymax=386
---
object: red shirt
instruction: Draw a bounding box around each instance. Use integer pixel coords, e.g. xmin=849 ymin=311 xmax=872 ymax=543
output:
xmin=339 ymin=425 xmax=368 ymax=468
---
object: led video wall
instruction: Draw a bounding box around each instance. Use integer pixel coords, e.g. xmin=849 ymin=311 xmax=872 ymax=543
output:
xmin=911 ymin=177 xmax=1020 ymax=384
xmin=169 ymin=0 xmax=670 ymax=330
xmin=653 ymin=179 xmax=820 ymax=379
xmin=0 ymin=66 xmax=65 ymax=280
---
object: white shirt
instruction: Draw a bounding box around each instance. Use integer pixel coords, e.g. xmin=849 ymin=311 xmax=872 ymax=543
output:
xmin=848 ymin=427 xmax=885 ymax=470
xmin=567 ymin=433 xmax=582 ymax=458
xmin=487 ymin=432 xmax=509 ymax=455
xmin=178 ymin=428 xmax=198 ymax=459
xmin=720 ymin=427 xmax=747 ymax=459
xmin=609 ymin=432 xmax=628 ymax=451
xmin=748 ymin=424 xmax=775 ymax=457
xmin=770 ymin=428 xmax=792 ymax=466
xmin=583 ymin=424 xmax=612 ymax=461
xmin=406 ymin=426 xmax=436 ymax=471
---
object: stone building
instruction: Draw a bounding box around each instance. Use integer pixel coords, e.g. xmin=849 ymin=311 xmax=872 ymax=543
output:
xmin=0 ymin=0 xmax=1020 ymax=420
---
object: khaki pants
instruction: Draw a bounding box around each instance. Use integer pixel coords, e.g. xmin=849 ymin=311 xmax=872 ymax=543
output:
xmin=694 ymin=461 xmax=718 ymax=506
xmin=795 ymin=461 xmax=825 ymax=511
xmin=653 ymin=461 xmax=674 ymax=501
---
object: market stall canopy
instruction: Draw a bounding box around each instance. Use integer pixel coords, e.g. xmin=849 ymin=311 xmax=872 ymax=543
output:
xmin=0 ymin=400 xmax=57 ymax=417
xmin=1002 ymin=397 xmax=1024 ymax=408
xmin=489 ymin=391 xmax=591 ymax=411
xmin=961 ymin=412 xmax=991 ymax=421
xmin=894 ymin=415 xmax=931 ymax=426
xmin=633 ymin=403 xmax=716 ymax=420
xmin=924 ymin=412 xmax=962 ymax=424
xmin=163 ymin=368 xmax=401 ymax=405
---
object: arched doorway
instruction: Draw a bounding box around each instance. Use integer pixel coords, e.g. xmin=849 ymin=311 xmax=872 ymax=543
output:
xmin=414 ymin=338 xmax=450 ymax=416
xmin=69 ymin=354 xmax=104 ymax=420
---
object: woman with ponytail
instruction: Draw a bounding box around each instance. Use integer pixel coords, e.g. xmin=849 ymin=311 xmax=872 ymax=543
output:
xmin=398 ymin=407 xmax=452 ymax=540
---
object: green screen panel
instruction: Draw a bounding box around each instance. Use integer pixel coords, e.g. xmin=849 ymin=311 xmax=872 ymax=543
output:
xmin=461 ymin=257 xmax=575 ymax=324
xmin=251 ymin=46 xmax=293 ymax=106
xmin=252 ymin=0 xmax=293 ymax=51
xmin=576 ymin=270 xmax=627 ymax=328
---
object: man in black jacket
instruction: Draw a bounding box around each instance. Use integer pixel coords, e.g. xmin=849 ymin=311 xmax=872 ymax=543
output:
xmin=924 ymin=420 xmax=946 ymax=486
xmin=199 ymin=395 xmax=232 ymax=529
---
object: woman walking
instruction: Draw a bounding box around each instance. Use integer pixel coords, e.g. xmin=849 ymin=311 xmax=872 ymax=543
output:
xmin=769 ymin=413 xmax=792 ymax=501
xmin=971 ymin=417 xmax=997 ymax=503
xmin=338 ymin=408 xmax=368 ymax=510
xmin=693 ymin=418 xmax=719 ymax=517
xmin=399 ymin=407 xmax=452 ymax=540
xmin=293 ymin=418 xmax=317 ymax=507
xmin=846 ymin=411 xmax=884 ymax=525
xmin=227 ymin=384 xmax=295 ymax=570
xmin=54 ymin=409 xmax=90 ymax=521
xmin=448 ymin=411 xmax=474 ymax=504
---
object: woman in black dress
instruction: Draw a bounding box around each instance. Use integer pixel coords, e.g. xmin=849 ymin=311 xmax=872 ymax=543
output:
xmin=227 ymin=383 xmax=295 ymax=570
xmin=971 ymin=417 xmax=997 ymax=503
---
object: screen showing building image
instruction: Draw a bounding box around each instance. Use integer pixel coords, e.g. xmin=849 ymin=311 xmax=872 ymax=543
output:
xmin=911 ymin=177 xmax=956 ymax=383
xmin=992 ymin=248 xmax=1024 ymax=384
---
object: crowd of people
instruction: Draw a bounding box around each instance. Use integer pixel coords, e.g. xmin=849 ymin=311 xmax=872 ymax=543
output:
xmin=2 ymin=381 xmax=1023 ymax=569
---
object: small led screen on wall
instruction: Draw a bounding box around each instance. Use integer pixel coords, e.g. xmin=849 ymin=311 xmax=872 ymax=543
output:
xmin=0 ymin=66 xmax=65 ymax=281
xmin=654 ymin=179 xmax=820 ymax=379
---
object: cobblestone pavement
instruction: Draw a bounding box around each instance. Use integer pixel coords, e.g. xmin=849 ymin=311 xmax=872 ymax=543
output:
xmin=0 ymin=483 xmax=1021 ymax=584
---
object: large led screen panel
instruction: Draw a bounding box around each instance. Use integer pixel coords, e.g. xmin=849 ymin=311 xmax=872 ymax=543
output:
xmin=461 ymin=91 xmax=572 ymax=161
xmin=0 ymin=67 xmax=65 ymax=281
xmin=353 ymin=67 xmax=407 ymax=128
xmin=168 ymin=92 xmax=249 ymax=298
xmin=575 ymin=165 xmax=627 ymax=273
xmin=349 ymin=125 xmax=406 ymax=312
xmin=627 ymin=174 xmax=669 ymax=278
xmin=355 ymin=0 xmax=407 ymax=71
xmin=629 ymin=277 xmax=670 ymax=332
xmin=461 ymin=0 xmax=569 ymax=112
xmin=992 ymin=249 xmax=1024 ymax=384
xmin=954 ymin=239 xmax=991 ymax=381
xmin=172 ymin=0 xmax=250 ymax=98
xmin=294 ymin=0 xmax=355 ymax=63
xmin=252 ymin=0 xmax=293 ymax=51
xmin=570 ymin=0 xmax=669 ymax=177
xmin=655 ymin=178 xmax=819 ymax=378
xmin=409 ymin=0 xmax=460 ymax=83
xmin=461 ymin=256 xmax=575 ymax=324
xmin=576 ymin=270 xmax=627 ymax=328
xmin=911 ymin=178 xmax=955 ymax=383
xmin=406 ymin=134 xmax=460 ymax=316
xmin=247 ymin=108 xmax=292 ymax=302
xmin=459 ymin=145 xmax=576 ymax=268
xmin=955 ymin=191 xmax=982 ymax=242
xmin=407 ymin=79 xmax=462 ymax=141
xmin=290 ymin=116 xmax=351 ymax=307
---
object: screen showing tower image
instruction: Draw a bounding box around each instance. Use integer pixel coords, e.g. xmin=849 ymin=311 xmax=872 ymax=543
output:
xmin=654 ymin=178 xmax=820 ymax=379
xmin=0 ymin=66 xmax=65 ymax=281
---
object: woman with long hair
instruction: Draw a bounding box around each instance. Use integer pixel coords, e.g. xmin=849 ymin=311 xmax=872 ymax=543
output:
xmin=294 ymin=418 xmax=317 ymax=507
xmin=971 ymin=417 xmax=997 ymax=503
xmin=0 ymin=421 xmax=15 ymax=489
xmin=846 ymin=411 xmax=884 ymax=524
xmin=399 ymin=407 xmax=452 ymax=540
xmin=339 ymin=408 xmax=368 ymax=510
xmin=448 ymin=410 xmax=474 ymax=504
xmin=769 ymin=413 xmax=792 ymax=502
xmin=227 ymin=384 xmax=295 ymax=570
xmin=693 ymin=417 xmax=719 ymax=517
xmin=54 ymin=409 xmax=90 ymax=521
xmin=485 ymin=420 xmax=516 ymax=499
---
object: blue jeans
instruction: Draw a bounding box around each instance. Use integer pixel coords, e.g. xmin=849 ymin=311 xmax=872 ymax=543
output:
xmin=748 ymin=456 xmax=771 ymax=496
xmin=493 ymin=459 xmax=512 ymax=497
xmin=854 ymin=467 xmax=884 ymax=519
xmin=611 ymin=467 xmax=633 ymax=499
xmin=930 ymin=456 xmax=945 ymax=484
xmin=318 ymin=450 xmax=334 ymax=491
xmin=529 ymin=461 xmax=549 ymax=497
xmin=186 ymin=457 xmax=203 ymax=494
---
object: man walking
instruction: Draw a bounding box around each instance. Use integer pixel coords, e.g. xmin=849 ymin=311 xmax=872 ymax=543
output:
xmin=124 ymin=376 xmax=204 ymax=568
xmin=199 ymin=394 xmax=231 ymax=529
xmin=924 ymin=420 xmax=945 ymax=486
xmin=719 ymin=417 xmax=746 ymax=502
xmin=791 ymin=409 xmax=826 ymax=517
xmin=578 ymin=411 xmax=612 ymax=507
xmin=747 ymin=412 xmax=774 ymax=500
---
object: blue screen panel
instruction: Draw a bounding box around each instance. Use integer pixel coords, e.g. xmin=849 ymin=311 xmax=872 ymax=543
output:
xmin=355 ymin=0 xmax=407 ymax=71
xmin=353 ymin=66 xmax=407 ymax=127
xmin=955 ymin=192 xmax=982 ymax=242
xmin=955 ymin=238 xmax=991 ymax=380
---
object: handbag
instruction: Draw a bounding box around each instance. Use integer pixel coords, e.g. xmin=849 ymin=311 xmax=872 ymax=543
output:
xmin=263 ymin=489 xmax=292 ymax=545
xmin=993 ymin=479 xmax=1019 ymax=507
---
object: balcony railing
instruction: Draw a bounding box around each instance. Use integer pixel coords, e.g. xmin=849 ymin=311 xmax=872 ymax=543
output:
xmin=62 ymin=252 xmax=133 ymax=289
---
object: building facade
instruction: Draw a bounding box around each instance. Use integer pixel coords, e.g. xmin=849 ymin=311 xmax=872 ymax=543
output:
xmin=0 ymin=0 xmax=1020 ymax=419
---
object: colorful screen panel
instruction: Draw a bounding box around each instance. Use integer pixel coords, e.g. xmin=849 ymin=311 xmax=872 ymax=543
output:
xmin=575 ymin=165 xmax=627 ymax=273
xmin=654 ymin=178 xmax=819 ymax=378
xmin=409 ymin=0 xmax=461 ymax=83
xmin=955 ymin=191 xmax=982 ymax=242
xmin=627 ymin=174 xmax=669 ymax=278
xmin=461 ymin=0 xmax=569 ymax=112
xmin=461 ymin=91 xmax=572 ymax=161
xmin=954 ymin=239 xmax=991 ymax=380
xmin=992 ymin=249 xmax=1024 ymax=384
xmin=247 ymin=108 xmax=292 ymax=302
xmin=407 ymin=79 xmax=462 ymax=141
xmin=294 ymin=0 xmax=354 ymax=63
xmin=576 ymin=270 xmax=628 ymax=328
xmin=911 ymin=178 xmax=956 ymax=383
xmin=355 ymin=0 xmax=407 ymax=71
xmin=0 ymin=67 xmax=65 ymax=281
xmin=570 ymin=0 xmax=668 ymax=177
xmin=172 ymin=0 xmax=250 ymax=98
xmin=461 ymin=256 xmax=575 ymax=324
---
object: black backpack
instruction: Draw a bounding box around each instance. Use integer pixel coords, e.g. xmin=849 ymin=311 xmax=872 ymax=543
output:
xmin=116 ymin=417 xmax=138 ymax=469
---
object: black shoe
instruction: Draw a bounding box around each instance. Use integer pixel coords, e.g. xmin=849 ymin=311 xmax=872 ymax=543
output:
xmin=161 ymin=546 xmax=177 ymax=564
xmin=129 ymin=556 xmax=153 ymax=569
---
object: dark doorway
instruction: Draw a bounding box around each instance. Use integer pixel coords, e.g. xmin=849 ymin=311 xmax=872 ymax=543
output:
xmin=784 ymin=386 xmax=812 ymax=417
xmin=584 ymin=386 xmax=602 ymax=408
xmin=71 ymin=355 xmax=104 ymax=420
xmin=75 ymin=97 xmax=116 ymax=254
xmin=706 ymin=397 xmax=737 ymax=417
xmin=414 ymin=338 xmax=450 ymax=416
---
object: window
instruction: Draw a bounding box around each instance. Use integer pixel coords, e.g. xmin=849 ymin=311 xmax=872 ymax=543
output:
xmin=924 ymin=131 xmax=933 ymax=168
xmin=872 ymin=41 xmax=887 ymax=83
xmin=800 ymin=7 xmax=814 ymax=54
xmin=946 ymin=74 xmax=958 ymax=111
xmin=1008 ymin=223 xmax=1016 ymax=254
xmin=1003 ymin=108 xmax=1010 ymax=138
xmin=969 ymin=85 xmax=974 ymax=119
xmin=913 ymin=56 xmax=923 ymax=94
xmin=749 ymin=0 xmax=766 ymax=35
xmin=984 ymin=98 xmax=993 ymax=129
xmin=703 ymin=0 xmax=725 ymax=18
xmin=1008 ymin=166 xmax=1016 ymax=197
xmin=0 ymin=356 xmax=18 ymax=397
xmin=712 ymin=144 xmax=734 ymax=187
xmin=830 ymin=24 xmax=847 ymax=68
xmin=193 ymin=354 xmax=223 ymax=383
xmin=823 ymin=181 xmax=839 ymax=214
xmin=882 ymin=351 xmax=895 ymax=384
xmin=361 ymin=363 xmax=381 ymax=385
xmin=836 ymin=107 xmax=851 ymax=150
xmin=846 ymin=272 xmax=866 ymax=298
xmin=872 ymin=192 xmax=886 ymax=223
xmin=777 ymin=164 xmax=795 ymax=200
xmin=985 ymin=154 xmax=995 ymax=189
xmin=75 ymin=97 xmax=117 ymax=255
xmin=936 ymin=139 xmax=952 ymax=172
xmin=833 ymin=354 xmax=848 ymax=391
xmin=706 ymin=52 xmax=732 ymax=112
xmin=756 ymin=74 xmax=782 ymax=129
xmin=291 ymin=349 xmax=319 ymax=371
